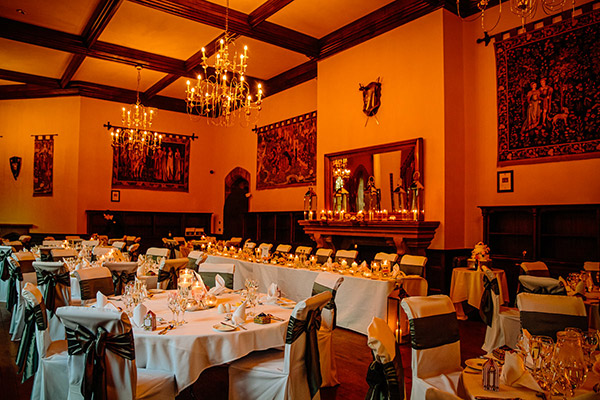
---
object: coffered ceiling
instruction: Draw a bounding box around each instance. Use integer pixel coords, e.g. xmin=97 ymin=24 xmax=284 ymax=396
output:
xmin=0 ymin=0 xmax=464 ymax=114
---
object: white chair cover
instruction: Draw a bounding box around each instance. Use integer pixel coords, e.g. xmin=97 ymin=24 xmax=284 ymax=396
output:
xmin=275 ymin=244 xmax=293 ymax=254
xmin=225 ymin=237 xmax=243 ymax=246
xmin=56 ymin=306 xmax=176 ymax=400
xmin=42 ymin=240 xmax=64 ymax=247
xmin=295 ymin=246 xmax=313 ymax=256
xmin=397 ymin=275 xmax=429 ymax=343
xmin=197 ymin=262 xmax=235 ymax=289
xmin=51 ymin=248 xmax=78 ymax=261
xmin=258 ymin=243 xmax=273 ymax=258
xmin=312 ymin=272 xmax=344 ymax=387
xmin=9 ymin=251 xmax=38 ymax=341
xmin=244 ymin=241 xmax=257 ymax=250
xmin=401 ymin=295 xmax=462 ymax=399
xmin=81 ymin=240 xmax=99 ymax=248
xmin=315 ymin=248 xmax=333 ymax=264
xmin=516 ymin=292 xmax=587 ymax=339
xmin=146 ymin=247 xmax=169 ymax=261
xmin=334 ymin=249 xmax=358 ymax=263
xmin=518 ymin=275 xmax=565 ymax=295
xmin=104 ymin=261 xmax=138 ymax=295
xmin=22 ymin=283 xmax=69 ymax=400
xmin=156 ymin=258 xmax=188 ymax=290
xmin=112 ymin=241 xmax=126 ymax=251
xmin=186 ymin=250 xmax=207 ymax=270
xmin=228 ymin=291 xmax=332 ymax=400
xmin=74 ymin=266 xmax=114 ymax=301
xmin=374 ymin=252 xmax=399 ymax=264
xmin=33 ymin=261 xmax=70 ymax=341
xmin=399 ymin=254 xmax=428 ymax=277
xmin=366 ymin=317 xmax=404 ymax=399
xmin=583 ymin=261 xmax=600 ymax=271
xmin=93 ymin=246 xmax=114 ymax=258
xmin=481 ymin=268 xmax=519 ymax=353
xmin=521 ymin=261 xmax=550 ymax=277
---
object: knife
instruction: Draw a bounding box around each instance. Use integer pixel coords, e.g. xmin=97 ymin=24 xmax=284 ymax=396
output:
xmin=158 ymin=324 xmax=174 ymax=335
xmin=474 ymin=396 xmax=522 ymax=400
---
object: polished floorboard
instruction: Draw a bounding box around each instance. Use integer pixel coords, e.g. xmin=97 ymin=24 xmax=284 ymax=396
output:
xmin=0 ymin=302 xmax=485 ymax=400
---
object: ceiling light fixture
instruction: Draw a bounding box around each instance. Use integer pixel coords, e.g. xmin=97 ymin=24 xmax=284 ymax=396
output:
xmin=185 ymin=0 xmax=263 ymax=126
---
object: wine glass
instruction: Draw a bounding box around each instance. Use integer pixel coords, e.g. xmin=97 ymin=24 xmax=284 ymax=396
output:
xmin=167 ymin=292 xmax=179 ymax=325
xmin=177 ymin=294 xmax=187 ymax=325
xmin=552 ymin=330 xmax=587 ymax=398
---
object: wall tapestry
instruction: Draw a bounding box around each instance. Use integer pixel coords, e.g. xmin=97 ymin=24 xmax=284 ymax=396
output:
xmin=33 ymin=136 xmax=54 ymax=196
xmin=256 ymin=111 xmax=317 ymax=190
xmin=112 ymin=134 xmax=190 ymax=192
xmin=496 ymin=9 xmax=600 ymax=166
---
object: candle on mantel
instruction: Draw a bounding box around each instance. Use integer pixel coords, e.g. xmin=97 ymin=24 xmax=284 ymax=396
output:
xmin=339 ymin=210 xmax=345 ymax=221
xmin=401 ymin=209 xmax=408 ymax=220
xmin=320 ymin=210 xmax=326 ymax=220
xmin=327 ymin=210 xmax=333 ymax=220
xmin=351 ymin=261 xmax=358 ymax=269
xmin=382 ymin=209 xmax=388 ymax=220
xmin=340 ymin=259 xmax=348 ymax=268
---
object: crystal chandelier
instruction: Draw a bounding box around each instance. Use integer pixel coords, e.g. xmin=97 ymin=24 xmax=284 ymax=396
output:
xmin=108 ymin=65 xmax=162 ymax=152
xmin=332 ymin=158 xmax=351 ymax=190
xmin=185 ymin=0 xmax=263 ymax=126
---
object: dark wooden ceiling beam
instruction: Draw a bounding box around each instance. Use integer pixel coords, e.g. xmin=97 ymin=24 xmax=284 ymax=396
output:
xmin=144 ymin=74 xmax=179 ymax=99
xmin=248 ymin=0 xmax=295 ymax=27
xmin=60 ymin=54 xmax=87 ymax=88
xmin=265 ymin=60 xmax=316 ymax=97
xmin=0 ymin=68 xmax=60 ymax=87
xmin=128 ymin=0 xmax=319 ymax=57
xmin=0 ymin=84 xmax=79 ymax=100
xmin=83 ymin=0 xmax=124 ymax=47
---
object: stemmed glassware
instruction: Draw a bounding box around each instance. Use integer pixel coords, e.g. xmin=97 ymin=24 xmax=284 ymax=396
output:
xmin=551 ymin=330 xmax=587 ymax=398
xmin=244 ymin=279 xmax=259 ymax=316
xmin=167 ymin=292 xmax=179 ymax=325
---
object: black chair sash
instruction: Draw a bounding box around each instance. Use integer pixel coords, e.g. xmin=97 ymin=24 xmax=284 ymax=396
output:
xmin=521 ymin=282 xmax=566 ymax=296
xmin=6 ymin=261 xmax=22 ymax=312
xmin=520 ymin=311 xmax=588 ymax=341
xmin=80 ymin=277 xmax=115 ymax=300
xmin=479 ymin=276 xmax=499 ymax=327
xmin=36 ymin=269 xmax=70 ymax=314
xmin=16 ymin=303 xmax=47 ymax=382
xmin=527 ymin=270 xmax=551 ymax=278
xmin=111 ymin=270 xmax=136 ymax=295
xmin=66 ymin=324 xmax=135 ymax=400
xmin=409 ymin=312 xmax=459 ymax=350
xmin=312 ymin=282 xmax=338 ymax=329
xmin=157 ymin=267 xmax=178 ymax=290
xmin=399 ymin=264 xmax=424 ymax=277
xmin=164 ymin=243 xmax=178 ymax=260
xmin=365 ymin=351 xmax=404 ymax=400
xmin=285 ymin=309 xmax=322 ymax=398
xmin=199 ymin=271 xmax=234 ymax=290
xmin=0 ymin=247 xmax=12 ymax=281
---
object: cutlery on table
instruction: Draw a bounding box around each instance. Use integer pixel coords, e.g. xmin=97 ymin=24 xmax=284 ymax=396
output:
xmin=158 ymin=324 xmax=174 ymax=335
xmin=474 ymin=397 xmax=522 ymax=400
xmin=267 ymin=314 xmax=285 ymax=321
xmin=220 ymin=322 xmax=239 ymax=330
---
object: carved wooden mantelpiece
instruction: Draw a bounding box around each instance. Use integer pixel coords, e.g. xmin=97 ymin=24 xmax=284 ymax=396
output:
xmin=298 ymin=219 xmax=440 ymax=256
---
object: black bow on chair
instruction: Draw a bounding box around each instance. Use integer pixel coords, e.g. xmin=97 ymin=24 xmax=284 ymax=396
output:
xmin=16 ymin=302 xmax=48 ymax=382
xmin=157 ymin=267 xmax=178 ymax=290
xmin=36 ymin=269 xmax=71 ymax=314
xmin=0 ymin=248 xmax=12 ymax=281
xmin=286 ymin=309 xmax=322 ymax=398
xmin=66 ymin=324 xmax=135 ymax=400
xmin=312 ymin=283 xmax=339 ymax=329
xmin=365 ymin=353 xmax=404 ymax=400
xmin=7 ymin=262 xmax=23 ymax=313
xmin=479 ymin=275 xmax=499 ymax=327
xmin=111 ymin=271 xmax=136 ymax=295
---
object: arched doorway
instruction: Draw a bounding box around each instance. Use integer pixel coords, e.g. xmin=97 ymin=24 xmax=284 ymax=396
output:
xmin=223 ymin=167 xmax=251 ymax=239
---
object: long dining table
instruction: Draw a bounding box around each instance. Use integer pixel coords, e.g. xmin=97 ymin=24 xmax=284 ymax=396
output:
xmin=113 ymin=291 xmax=293 ymax=394
xmin=204 ymin=254 xmax=397 ymax=335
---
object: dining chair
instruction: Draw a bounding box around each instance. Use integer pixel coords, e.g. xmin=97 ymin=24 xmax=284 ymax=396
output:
xmin=401 ymin=295 xmax=462 ymax=399
xmin=19 ymin=235 xmax=32 ymax=249
xmin=5 ymin=240 xmax=23 ymax=252
xmin=20 ymin=283 xmax=69 ymax=400
xmin=295 ymin=246 xmax=313 ymax=256
xmin=315 ymin=248 xmax=334 ymax=264
xmin=162 ymin=238 xmax=180 ymax=259
xmin=81 ymin=239 xmax=99 ymax=248
xmin=480 ymin=268 xmax=519 ymax=353
xmin=127 ymin=243 xmax=141 ymax=260
xmin=73 ymin=266 xmax=114 ymax=304
xmin=0 ymin=245 xmax=13 ymax=285
xmin=104 ymin=261 xmax=138 ymax=295
xmin=56 ymin=306 xmax=176 ymax=399
xmin=334 ymin=249 xmax=358 ymax=263
xmin=399 ymin=254 xmax=428 ymax=278
xmin=145 ymin=247 xmax=169 ymax=263
xmin=157 ymin=258 xmax=188 ymax=290
xmin=244 ymin=240 xmax=257 ymax=250
xmin=50 ymin=248 xmax=78 ymax=261
xmin=518 ymin=275 xmax=566 ymax=295
xmin=197 ymin=262 xmax=235 ymax=289
xmin=93 ymin=246 xmax=114 ymax=260
xmin=311 ymin=271 xmax=344 ymax=387
xmin=520 ymin=261 xmax=550 ymax=277
xmin=258 ymin=243 xmax=273 ymax=257
xmin=516 ymin=292 xmax=587 ymax=340
xmin=225 ymin=237 xmax=243 ymax=247
xmin=275 ymin=244 xmax=293 ymax=254
xmin=42 ymin=240 xmax=63 ymax=247
xmin=8 ymin=251 xmax=37 ymax=341
xmin=33 ymin=261 xmax=71 ymax=341
xmin=187 ymin=250 xmax=207 ymax=270
xmin=228 ymin=291 xmax=332 ymax=400
xmin=583 ymin=261 xmax=600 ymax=271
xmin=112 ymin=240 xmax=127 ymax=251
xmin=374 ymin=252 xmax=399 ymax=264
xmin=365 ymin=317 xmax=404 ymax=400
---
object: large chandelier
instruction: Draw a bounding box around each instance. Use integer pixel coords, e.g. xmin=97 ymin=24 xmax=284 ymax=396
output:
xmin=185 ymin=0 xmax=263 ymax=126
xmin=108 ymin=65 xmax=162 ymax=152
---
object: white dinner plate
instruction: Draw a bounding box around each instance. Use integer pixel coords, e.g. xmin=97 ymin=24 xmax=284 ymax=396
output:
xmin=149 ymin=289 xmax=164 ymax=294
xmin=213 ymin=323 xmax=236 ymax=332
xmin=465 ymin=358 xmax=486 ymax=371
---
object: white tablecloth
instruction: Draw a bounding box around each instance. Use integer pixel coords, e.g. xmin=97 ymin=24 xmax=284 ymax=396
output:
xmin=114 ymin=291 xmax=292 ymax=394
xmin=205 ymin=255 xmax=396 ymax=335
xmin=449 ymin=267 xmax=510 ymax=308
xmin=0 ymin=279 xmax=8 ymax=302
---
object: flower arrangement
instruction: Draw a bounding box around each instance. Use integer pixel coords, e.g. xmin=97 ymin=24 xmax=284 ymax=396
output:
xmin=471 ymin=242 xmax=490 ymax=262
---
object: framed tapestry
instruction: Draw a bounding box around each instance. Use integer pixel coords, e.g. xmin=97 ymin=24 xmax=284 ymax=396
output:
xmin=112 ymin=134 xmax=190 ymax=192
xmin=496 ymin=8 xmax=600 ymax=166
xmin=33 ymin=135 xmax=54 ymax=196
xmin=256 ymin=111 xmax=317 ymax=190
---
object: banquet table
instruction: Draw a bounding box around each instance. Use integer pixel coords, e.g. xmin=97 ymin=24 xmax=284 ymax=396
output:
xmin=449 ymin=267 xmax=510 ymax=320
xmin=205 ymin=255 xmax=396 ymax=335
xmin=114 ymin=291 xmax=292 ymax=394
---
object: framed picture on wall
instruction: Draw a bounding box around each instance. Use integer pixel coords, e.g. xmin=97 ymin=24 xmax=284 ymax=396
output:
xmin=111 ymin=190 xmax=120 ymax=202
xmin=497 ymin=170 xmax=513 ymax=193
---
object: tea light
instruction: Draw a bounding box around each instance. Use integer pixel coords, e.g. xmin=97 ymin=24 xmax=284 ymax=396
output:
xmin=340 ymin=259 xmax=348 ymax=268
xmin=308 ymin=211 xmax=314 ymax=220
xmin=363 ymin=271 xmax=372 ymax=278
xmin=351 ymin=261 xmax=358 ymax=269
xmin=382 ymin=209 xmax=388 ymax=220
xmin=327 ymin=210 xmax=333 ymax=219
xmin=201 ymin=244 xmax=206 ymax=250
xmin=204 ymin=294 xmax=218 ymax=308
xmin=320 ymin=210 xmax=326 ymax=220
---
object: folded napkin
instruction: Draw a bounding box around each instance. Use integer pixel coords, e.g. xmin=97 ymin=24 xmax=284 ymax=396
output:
xmin=193 ymin=271 xmax=207 ymax=290
xmin=208 ymin=274 xmax=226 ymax=296
xmin=231 ymin=301 xmax=247 ymax=326
xmin=264 ymin=282 xmax=279 ymax=304
xmin=326 ymin=257 xmax=333 ymax=268
xmin=500 ymin=351 xmax=542 ymax=392
xmin=391 ymin=264 xmax=407 ymax=279
xmin=575 ymin=280 xmax=586 ymax=296
xmin=132 ymin=303 xmax=147 ymax=328
xmin=93 ymin=291 xmax=118 ymax=311
xmin=359 ymin=261 xmax=369 ymax=272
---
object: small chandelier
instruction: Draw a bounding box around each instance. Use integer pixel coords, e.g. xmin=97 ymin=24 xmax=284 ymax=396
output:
xmin=185 ymin=0 xmax=263 ymax=126
xmin=109 ymin=65 xmax=162 ymax=151
xmin=332 ymin=158 xmax=351 ymax=190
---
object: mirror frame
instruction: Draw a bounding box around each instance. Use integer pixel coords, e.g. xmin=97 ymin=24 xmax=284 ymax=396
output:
xmin=324 ymin=138 xmax=423 ymax=212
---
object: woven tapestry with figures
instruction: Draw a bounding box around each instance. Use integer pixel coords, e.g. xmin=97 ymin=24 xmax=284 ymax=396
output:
xmin=256 ymin=111 xmax=317 ymax=189
xmin=495 ymin=8 xmax=600 ymax=166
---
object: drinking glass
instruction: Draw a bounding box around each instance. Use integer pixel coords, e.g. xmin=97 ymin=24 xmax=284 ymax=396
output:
xmin=582 ymin=330 xmax=598 ymax=368
xmin=167 ymin=292 xmax=179 ymax=325
xmin=552 ymin=330 xmax=587 ymax=398
xmin=177 ymin=294 xmax=187 ymax=325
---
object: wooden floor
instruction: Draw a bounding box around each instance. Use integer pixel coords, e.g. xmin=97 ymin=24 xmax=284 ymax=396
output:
xmin=0 ymin=302 xmax=486 ymax=400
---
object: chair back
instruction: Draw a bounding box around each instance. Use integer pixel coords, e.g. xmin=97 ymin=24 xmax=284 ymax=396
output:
xmin=315 ymin=248 xmax=333 ymax=264
xmin=521 ymin=261 xmax=550 ymax=277
xmin=244 ymin=241 xmax=256 ymax=250
xmin=295 ymin=246 xmax=312 ymax=256
xmin=184 ymin=227 xmax=195 ymax=236
xmin=51 ymin=248 xmax=77 ymax=261
xmin=258 ymin=243 xmax=273 ymax=257
xmin=374 ymin=252 xmax=399 ymax=264
xmin=312 ymin=272 xmax=344 ymax=331
xmin=518 ymin=275 xmax=565 ymax=295
xmin=57 ymin=306 xmax=137 ymax=400
xmin=401 ymin=295 xmax=461 ymax=379
xmin=275 ymin=244 xmax=292 ymax=254
xmin=366 ymin=317 xmax=403 ymax=400
xmin=32 ymin=261 xmax=71 ymax=313
xmin=187 ymin=250 xmax=207 ymax=270
xmin=74 ymin=267 xmax=114 ymax=300
xmin=103 ymin=262 xmax=138 ymax=295
xmin=13 ymin=251 xmax=37 ymax=274
xmin=480 ymin=268 xmax=502 ymax=353
xmin=81 ymin=240 xmax=99 ymax=248
xmin=225 ymin=237 xmax=243 ymax=247
xmin=93 ymin=246 xmax=114 ymax=258
xmin=334 ymin=249 xmax=358 ymax=263
xmin=399 ymin=255 xmax=427 ymax=277
xmin=197 ymin=263 xmax=235 ymax=289
xmin=0 ymin=245 xmax=13 ymax=281
xmin=146 ymin=247 xmax=169 ymax=262
xmin=157 ymin=258 xmax=188 ymax=290
xmin=517 ymin=292 xmax=587 ymax=340
xmin=112 ymin=241 xmax=126 ymax=251
xmin=5 ymin=240 xmax=23 ymax=252
xmin=42 ymin=240 xmax=63 ymax=248
xmin=583 ymin=261 xmax=600 ymax=271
